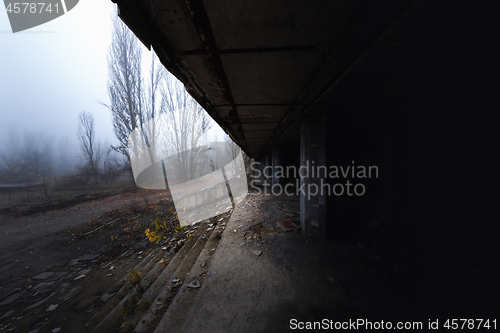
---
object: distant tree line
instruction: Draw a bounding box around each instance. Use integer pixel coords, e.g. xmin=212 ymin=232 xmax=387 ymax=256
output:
xmin=1 ymin=14 xmax=242 ymax=190
xmin=0 ymin=122 xmax=130 ymax=187
xmin=74 ymin=110 xmax=129 ymax=185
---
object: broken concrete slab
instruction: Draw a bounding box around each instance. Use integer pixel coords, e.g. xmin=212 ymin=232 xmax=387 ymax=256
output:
xmin=276 ymin=220 xmax=299 ymax=231
xmin=32 ymin=272 xmax=55 ymax=280
xmin=0 ymin=293 xmax=21 ymax=306
xmin=79 ymin=254 xmax=101 ymax=261
xmin=47 ymin=272 xmax=67 ymax=281
xmin=45 ymin=304 xmax=58 ymax=312
xmin=33 ymin=282 xmax=55 ymax=291
xmin=0 ymin=310 xmax=14 ymax=319
xmin=262 ymin=235 xmax=275 ymax=242
xmin=100 ymin=293 xmax=115 ymax=302
xmin=67 ymin=259 xmax=80 ymax=266
xmin=58 ymin=286 xmax=82 ymax=300
xmin=24 ymin=298 xmax=46 ymax=311
xmin=75 ymin=296 xmax=99 ymax=311
xmin=187 ymin=280 xmax=201 ymax=288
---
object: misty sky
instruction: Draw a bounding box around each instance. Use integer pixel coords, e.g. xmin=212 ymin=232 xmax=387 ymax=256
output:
xmin=1 ymin=0 xmax=228 ymax=169
xmin=1 ymin=0 xmax=132 ymax=153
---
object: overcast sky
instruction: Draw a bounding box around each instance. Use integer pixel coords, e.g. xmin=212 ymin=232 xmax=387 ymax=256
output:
xmin=0 ymin=0 xmax=121 ymax=152
xmin=1 ymin=0 xmax=228 ymax=167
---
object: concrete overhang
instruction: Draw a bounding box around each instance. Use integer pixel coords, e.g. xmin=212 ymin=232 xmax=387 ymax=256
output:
xmin=111 ymin=0 xmax=500 ymax=158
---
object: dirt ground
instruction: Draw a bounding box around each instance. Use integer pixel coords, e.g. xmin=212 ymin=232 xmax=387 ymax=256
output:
xmin=0 ymin=185 xmax=174 ymax=329
xmin=3 ymin=182 xmax=493 ymax=332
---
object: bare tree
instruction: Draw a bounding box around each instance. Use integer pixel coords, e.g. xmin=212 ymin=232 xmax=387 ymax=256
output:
xmin=147 ymin=52 xmax=164 ymax=121
xmin=100 ymin=14 xmax=147 ymax=163
xmin=101 ymin=139 xmax=126 ymax=184
xmin=56 ymin=136 xmax=76 ymax=175
xmin=22 ymin=131 xmax=54 ymax=178
xmin=100 ymin=15 xmax=169 ymax=174
xmin=0 ymin=128 xmax=54 ymax=184
xmin=101 ymin=15 xmax=214 ymax=189
xmin=160 ymin=72 xmax=213 ymax=183
xmin=0 ymin=127 xmax=23 ymax=183
xmin=77 ymin=110 xmax=102 ymax=184
xmin=224 ymin=133 xmax=241 ymax=161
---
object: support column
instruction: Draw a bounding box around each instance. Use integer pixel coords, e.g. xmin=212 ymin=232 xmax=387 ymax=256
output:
xmin=263 ymin=152 xmax=272 ymax=184
xmin=300 ymin=116 xmax=326 ymax=240
xmin=248 ymin=157 xmax=256 ymax=187
xmin=272 ymin=145 xmax=281 ymax=186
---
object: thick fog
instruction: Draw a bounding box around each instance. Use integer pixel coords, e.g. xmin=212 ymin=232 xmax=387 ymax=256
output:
xmin=0 ymin=0 xmax=116 ymax=180
xmin=0 ymin=1 xmax=230 ymax=185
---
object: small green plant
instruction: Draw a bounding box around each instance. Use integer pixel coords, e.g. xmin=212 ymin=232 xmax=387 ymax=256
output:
xmin=173 ymin=224 xmax=186 ymax=233
xmin=115 ymin=297 xmax=151 ymax=332
xmin=146 ymin=209 xmax=179 ymax=243
xmin=145 ymin=228 xmax=161 ymax=243
xmin=127 ymin=268 xmax=142 ymax=286
xmin=153 ymin=217 xmax=168 ymax=231
xmin=115 ymin=319 xmax=136 ymax=333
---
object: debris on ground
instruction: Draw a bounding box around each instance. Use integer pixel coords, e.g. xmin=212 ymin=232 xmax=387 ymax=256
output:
xmin=46 ymin=304 xmax=58 ymax=312
xmin=276 ymin=219 xmax=300 ymax=231
xmin=252 ymin=250 xmax=262 ymax=257
xmin=187 ymin=280 xmax=201 ymax=288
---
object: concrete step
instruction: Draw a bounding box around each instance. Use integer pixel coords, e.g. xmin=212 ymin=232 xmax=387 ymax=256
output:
xmin=87 ymin=212 xmax=229 ymax=333
xmin=152 ymin=218 xmax=226 ymax=333
xmin=90 ymin=221 xmax=207 ymax=333
xmin=133 ymin=219 xmax=219 ymax=332
xmin=90 ymin=246 xmax=166 ymax=333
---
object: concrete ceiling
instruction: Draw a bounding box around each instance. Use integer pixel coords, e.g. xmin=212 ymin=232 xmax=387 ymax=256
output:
xmin=112 ymin=0 xmax=500 ymax=158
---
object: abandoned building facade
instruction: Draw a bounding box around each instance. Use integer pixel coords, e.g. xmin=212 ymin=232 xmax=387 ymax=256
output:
xmin=112 ymin=0 xmax=498 ymax=319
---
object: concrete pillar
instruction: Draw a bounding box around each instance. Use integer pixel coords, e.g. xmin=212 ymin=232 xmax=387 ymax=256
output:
xmin=377 ymin=94 xmax=399 ymax=227
xmin=262 ymin=152 xmax=272 ymax=183
xmin=248 ymin=157 xmax=256 ymax=187
xmin=300 ymin=116 xmax=326 ymax=240
xmin=272 ymin=145 xmax=281 ymax=186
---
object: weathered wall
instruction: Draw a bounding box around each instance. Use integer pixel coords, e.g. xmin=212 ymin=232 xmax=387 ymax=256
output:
xmin=326 ymin=49 xmax=499 ymax=317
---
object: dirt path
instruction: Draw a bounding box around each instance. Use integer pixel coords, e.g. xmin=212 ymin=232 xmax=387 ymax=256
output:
xmin=0 ymin=188 xmax=171 ymax=289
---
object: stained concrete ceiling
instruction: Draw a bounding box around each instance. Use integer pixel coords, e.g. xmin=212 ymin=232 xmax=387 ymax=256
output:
xmin=111 ymin=0 xmax=500 ymax=158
